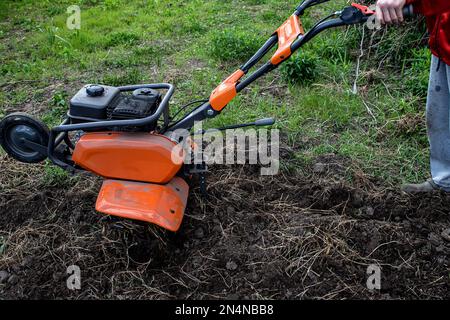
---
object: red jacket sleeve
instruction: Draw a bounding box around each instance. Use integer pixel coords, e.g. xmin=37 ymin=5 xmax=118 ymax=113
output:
xmin=406 ymin=0 xmax=450 ymax=16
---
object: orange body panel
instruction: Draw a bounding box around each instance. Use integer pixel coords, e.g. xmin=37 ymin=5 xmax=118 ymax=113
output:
xmin=351 ymin=3 xmax=375 ymax=15
xmin=72 ymin=132 xmax=184 ymax=184
xmin=96 ymin=177 xmax=189 ymax=232
xmin=209 ymin=69 xmax=245 ymax=111
xmin=270 ymin=15 xmax=304 ymax=65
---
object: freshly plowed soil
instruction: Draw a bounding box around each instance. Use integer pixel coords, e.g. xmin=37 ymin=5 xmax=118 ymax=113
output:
xmin=0 ymin=152 xmax=449 ymax=299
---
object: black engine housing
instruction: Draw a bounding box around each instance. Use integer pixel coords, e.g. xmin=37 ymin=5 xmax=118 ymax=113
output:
xmin=69 ymin=85 xmax=162 ymax=131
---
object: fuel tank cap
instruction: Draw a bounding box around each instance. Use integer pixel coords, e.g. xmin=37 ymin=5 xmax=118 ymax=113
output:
xmin=86 ymin=85 xmax=105 ymax=97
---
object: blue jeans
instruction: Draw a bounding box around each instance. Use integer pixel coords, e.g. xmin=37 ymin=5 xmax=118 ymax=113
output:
xmin=427 ymin=55 xmax=450 ymax=190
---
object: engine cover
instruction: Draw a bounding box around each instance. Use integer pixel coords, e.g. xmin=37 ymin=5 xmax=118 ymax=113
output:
xmin=69 ymin=84 xmax=120 ymax=120
xmin=72 ymin=132 xmax=184 ymax=184
xmin=69 ymin=85 xmax=161 ymax=131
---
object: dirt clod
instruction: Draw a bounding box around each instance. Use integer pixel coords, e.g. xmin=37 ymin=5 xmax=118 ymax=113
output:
xmin=441 ymin=228 xmax=450 ymax=242
xmin=7 ymin=275 xmax=18 ymax=285
xmin=428 ymin=232 xmax=442 ymax=246
xmin=226 ymin=261 xmax=238 ymax=271
xmin=313 ymin=162 xmax=327 ymax=174
xmin=0 ymin=270 xmax=9 ymax=284
xmin=194 ymin=227 xmax=205 ymax=239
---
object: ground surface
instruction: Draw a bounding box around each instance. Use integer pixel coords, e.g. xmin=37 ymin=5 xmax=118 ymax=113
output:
xmin=1 ymin=153 xmax=449 ymax=299
xmin=0 ymin=0 xmax=449 ymax=299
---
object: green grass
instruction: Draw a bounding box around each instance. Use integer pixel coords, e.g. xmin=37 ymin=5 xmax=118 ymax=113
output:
xmin=42 ymin=161 xmax=72 ymax=187
xmin=0 ymin=0 xmax=431 ymax=186
xmin=209 ymin=28 xmax=265 ymax=62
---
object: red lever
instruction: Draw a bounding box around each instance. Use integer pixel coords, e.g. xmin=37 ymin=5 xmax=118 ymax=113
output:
xmin=351 ymin=3 xmax=375 ymax=15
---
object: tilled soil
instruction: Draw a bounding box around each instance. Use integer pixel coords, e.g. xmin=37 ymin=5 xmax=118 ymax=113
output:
xmin=0 ymin=153 xmax=449 ymax=299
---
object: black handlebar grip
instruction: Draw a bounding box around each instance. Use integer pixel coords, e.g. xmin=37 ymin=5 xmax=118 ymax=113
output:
xmin=254 ymin=118 xmax=275 ymax=126
xmin=403 ymin=4 xmax=414 ymax=17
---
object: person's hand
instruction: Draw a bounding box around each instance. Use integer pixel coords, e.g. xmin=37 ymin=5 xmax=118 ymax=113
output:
xmin=376 ymin=0 xmax=406 ymax=24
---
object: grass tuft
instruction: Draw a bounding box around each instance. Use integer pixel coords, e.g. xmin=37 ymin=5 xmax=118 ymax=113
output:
xmin=281 ymin=51 xmax=319 ymax=85
xmin=209 ymin=28 xmax=264 ymax=62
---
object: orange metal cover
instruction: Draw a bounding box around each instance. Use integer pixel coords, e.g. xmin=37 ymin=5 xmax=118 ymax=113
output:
xmin=271 ymin=15 xmax=304 ymax=65
xmin=96 ymin=177 xmax=189 ymax=232
xmin=72 ymin=132 xmax=184 ymax=184
xmin=209 ymin=69 xmax=245 ymax=111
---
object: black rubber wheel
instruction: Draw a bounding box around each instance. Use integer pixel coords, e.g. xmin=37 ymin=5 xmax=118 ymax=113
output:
xmin=0 ymin=112 xmax=50 ymax=163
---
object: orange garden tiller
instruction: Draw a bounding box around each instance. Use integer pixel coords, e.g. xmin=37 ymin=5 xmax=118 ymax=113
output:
xmin=0 ymin=1 xmax=413 ymax=231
